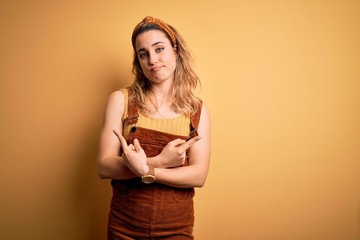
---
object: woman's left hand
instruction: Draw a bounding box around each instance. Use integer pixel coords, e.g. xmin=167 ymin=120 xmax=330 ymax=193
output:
xmin=114 ymin=131 xmax=149 ymax=177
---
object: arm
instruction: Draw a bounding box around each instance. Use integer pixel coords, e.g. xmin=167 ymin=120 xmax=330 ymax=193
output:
xmin=97 ymin=90 xmax=138 ymax=179
xmin=154 ymin=103 xmax=211 ymax=188
xmin=98 ymin=90 xmax=191 ymax=179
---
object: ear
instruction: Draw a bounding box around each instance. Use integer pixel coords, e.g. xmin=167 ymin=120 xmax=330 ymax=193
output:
xmin=173 ymin=45 xmax=179 ymax=57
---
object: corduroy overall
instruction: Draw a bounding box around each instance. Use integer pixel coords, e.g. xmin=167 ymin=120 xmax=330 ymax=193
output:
xmin=107 ymin=89 xmax=202 ymax=240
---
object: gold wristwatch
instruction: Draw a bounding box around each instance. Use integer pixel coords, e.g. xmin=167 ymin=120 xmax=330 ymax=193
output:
xmin=141 ymin=165 xmax=155 ymax=184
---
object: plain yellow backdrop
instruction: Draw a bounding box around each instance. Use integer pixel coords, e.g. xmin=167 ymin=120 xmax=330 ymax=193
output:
xmin=0 ymin=1 xmax=359 ymax=239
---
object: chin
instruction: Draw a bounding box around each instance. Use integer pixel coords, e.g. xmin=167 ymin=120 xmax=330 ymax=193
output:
xmin=148 ymin=75 xmax=171 ymax=84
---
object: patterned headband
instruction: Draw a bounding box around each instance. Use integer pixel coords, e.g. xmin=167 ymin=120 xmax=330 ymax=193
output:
xmin=134 ymin=16 xmax=177 ymax=46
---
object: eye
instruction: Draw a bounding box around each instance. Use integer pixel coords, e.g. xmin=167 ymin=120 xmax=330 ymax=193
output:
xmin=138 ymin=52 xmax=148 ymax=59
xmin=155 ymin=47 xmax=164 ymax=53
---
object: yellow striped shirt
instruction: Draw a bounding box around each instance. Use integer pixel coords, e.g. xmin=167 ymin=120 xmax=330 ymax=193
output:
xmin=121 ymin=88 xmax=190 ymax=138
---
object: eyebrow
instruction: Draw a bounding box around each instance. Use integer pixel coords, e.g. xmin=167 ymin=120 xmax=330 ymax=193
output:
xmin=137 ymin=41 xmax=165 ymax=53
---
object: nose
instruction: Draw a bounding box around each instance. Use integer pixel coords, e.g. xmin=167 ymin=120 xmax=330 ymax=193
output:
xmin=148 ymin=51 xmax=158 ymax=65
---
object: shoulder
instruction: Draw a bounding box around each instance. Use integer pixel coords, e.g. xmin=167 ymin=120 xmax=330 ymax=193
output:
xmin=105 ymin=89 xmax=127 ymax=116
xmin=197 ymin=101 xmax=210 ymax=130
xmin=200 ymin=101 xmax=210 ymax=121
xmin=108 ymin=89 xmax=126 ymax=105
xmin=194 ymin=98 xmax=209 ymax=118
xmin=191 ymin=100 xmax=210 ymax=130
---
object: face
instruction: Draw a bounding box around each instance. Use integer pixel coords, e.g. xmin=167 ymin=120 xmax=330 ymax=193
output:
xmin=135 ymin=30 xmax=177 ymax=85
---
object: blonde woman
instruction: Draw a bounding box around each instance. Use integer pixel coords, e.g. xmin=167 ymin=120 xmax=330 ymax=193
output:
xmin=98 ymin=16 xmax=211 ymax=239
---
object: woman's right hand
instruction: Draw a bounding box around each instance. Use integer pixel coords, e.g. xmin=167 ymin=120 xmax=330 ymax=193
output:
xmin=114 ymin=131 xmax=149 ymax=177
xmin=157 ymin=136 xmax=201 ymax=168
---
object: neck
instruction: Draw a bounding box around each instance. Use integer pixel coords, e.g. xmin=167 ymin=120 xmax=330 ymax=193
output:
xmin=146 ymin=83 xmax=175 ymax=117
xmin=150 ymin=81 xmax=173 ymax=102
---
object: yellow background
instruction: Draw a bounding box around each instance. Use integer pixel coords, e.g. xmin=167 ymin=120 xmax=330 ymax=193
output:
xmin=1 ymin=1 xmax=359 ymax=239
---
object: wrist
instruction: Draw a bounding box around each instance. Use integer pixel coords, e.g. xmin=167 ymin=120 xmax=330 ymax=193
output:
xmin=147 ymin=156 xmax=164 ymax=168
xmin=139 ymin=164 xmax=150 ymax=177
xmin=141 ymin=165 xmax=155 ymax=184
xmin=156 ymin=154 xmax=166 ymax=168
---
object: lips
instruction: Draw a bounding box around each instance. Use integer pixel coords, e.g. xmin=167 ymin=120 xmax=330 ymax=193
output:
xmin=150 ymin=66 xmax=163 ymax=72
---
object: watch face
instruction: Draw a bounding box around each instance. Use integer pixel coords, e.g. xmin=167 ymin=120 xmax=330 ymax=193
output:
xmin=142 ymin=175 xmax=155 ymax=184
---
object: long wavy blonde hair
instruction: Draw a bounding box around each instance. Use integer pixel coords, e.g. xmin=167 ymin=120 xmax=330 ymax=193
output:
xmin=130 ymin=17 xmax=201 ymax=117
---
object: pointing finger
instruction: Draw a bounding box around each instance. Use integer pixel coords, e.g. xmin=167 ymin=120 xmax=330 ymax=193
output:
xmin=178 ymin=135 xmax=201 ymax=153
xmin=169 ymin=138 xmax=186 ymax=147
xmin=113 ymin=130 xmax=129 ymax=150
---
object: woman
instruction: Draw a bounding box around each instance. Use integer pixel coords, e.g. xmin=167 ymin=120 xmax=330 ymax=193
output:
xmin=97 ymin=16 xmax=211 ymax=239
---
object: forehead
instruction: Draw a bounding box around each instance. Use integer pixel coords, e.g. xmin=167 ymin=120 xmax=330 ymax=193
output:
xmin=135 ymin=30 xmax=171 ymax=50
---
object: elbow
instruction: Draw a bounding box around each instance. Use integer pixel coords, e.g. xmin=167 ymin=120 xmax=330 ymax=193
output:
xmin=98 ymin=172 xmax=108 ymax=179
xmin=190 ymin=168 xmax=209 ymax=188
xmin=194 ymin=176 xmax=207 ymax=188
xmin=195 ymin=183 xmax=205 ymax=188
xmin=97 ymin=170 xmax=107 ymax=179
xmin=97 ymin=164 xmax=109 ymax=179
xmin=197 ymin=181 xmax=206 ymax=188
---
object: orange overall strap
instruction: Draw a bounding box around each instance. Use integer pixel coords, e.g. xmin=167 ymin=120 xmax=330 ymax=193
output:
xmin=189 ymin=100 xmax=203 ymax=139
xmin=123 ymin=87 xmax=139 ymax=125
